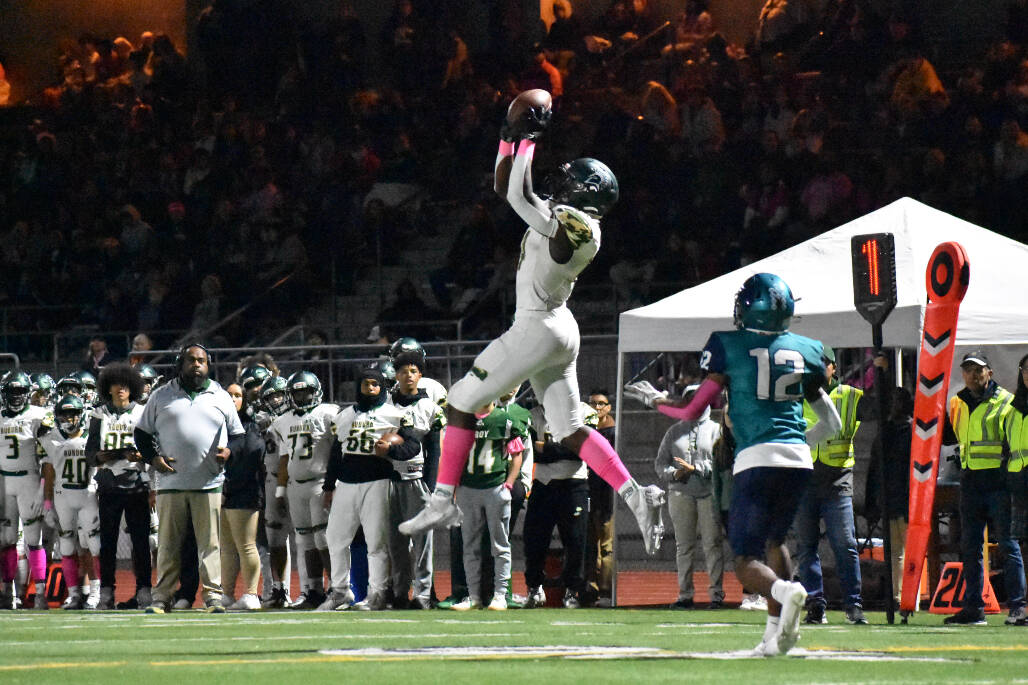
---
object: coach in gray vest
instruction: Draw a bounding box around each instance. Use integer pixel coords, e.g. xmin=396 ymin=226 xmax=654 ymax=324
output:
xmin=134 ymin=343 xmax=245 ymax=613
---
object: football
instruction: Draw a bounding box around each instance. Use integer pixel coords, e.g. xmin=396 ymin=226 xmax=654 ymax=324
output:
xmin=506 ymin=89 xmax=552 ymax=125
xmin=377 ymin=432 xmax=405 ymax=447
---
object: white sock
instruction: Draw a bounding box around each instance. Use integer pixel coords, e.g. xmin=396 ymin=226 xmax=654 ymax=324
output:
xmin=763 ymin=615 xmax=780 ymax=642
xmin=90 ymin=579 xmax=100 ymax=594
xmin=434 ymin=484 xmax=455 ymax=498
xmin=770 ymin=579 xmax=792 ymax=604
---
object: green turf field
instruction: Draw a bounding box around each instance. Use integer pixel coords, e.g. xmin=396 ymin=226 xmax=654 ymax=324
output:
xmin=1 ymin=608 xmax=1024 ymax=684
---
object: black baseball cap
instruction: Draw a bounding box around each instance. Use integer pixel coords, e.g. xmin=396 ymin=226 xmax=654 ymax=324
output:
xmin=960 ymin=350 xmax=990 ymax=368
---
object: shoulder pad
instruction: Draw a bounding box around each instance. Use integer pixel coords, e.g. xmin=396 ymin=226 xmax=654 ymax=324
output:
xmin=553 ymin=205 xmax=596 ymax=249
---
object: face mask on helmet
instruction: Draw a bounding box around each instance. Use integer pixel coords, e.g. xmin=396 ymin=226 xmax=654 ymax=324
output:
xmin=264 ymin=391 xmax=289 ymax=416
xmin=287 ymin=372 xmax=323 ymax=412
xmin=545 ymin=158 xmax=619 ymax=219
xmin=2 ymin=386 xmax=30 ymax=413
xmin=56 ymin=410 xmax=83 ymax=434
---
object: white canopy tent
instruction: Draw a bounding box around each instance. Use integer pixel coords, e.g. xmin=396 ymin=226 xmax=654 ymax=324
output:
xmin=617 ymin=197 xmax=1028 ymax=386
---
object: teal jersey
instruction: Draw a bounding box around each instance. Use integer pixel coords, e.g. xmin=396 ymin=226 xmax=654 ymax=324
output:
xmin=463 ymin=407 xmax=527 ymax=489
xmin=701 ymin=329 xmax=826 ymax=453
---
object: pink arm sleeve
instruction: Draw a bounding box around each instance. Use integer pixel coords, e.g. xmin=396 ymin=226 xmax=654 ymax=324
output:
xmin=657 ymin=378 xmax=723 ymax=421
xmin=506 ymin=436 xmax=525 ymax=455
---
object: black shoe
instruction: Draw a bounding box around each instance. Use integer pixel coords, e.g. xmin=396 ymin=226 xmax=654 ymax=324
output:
xmin=116 ymin=597 xmax=139 ymax=610
xmin=804 ymin=604 xmax=828 ymax=624
xmin=1005 ymin=606 xmax=1027 ymax=625
xmin=668 ymin=598 xmax=694 ymax=609
xmin=845 ymin=606 xmax=868 ymax=625
xmin=944 ymin=610 xmax=987 ymax=625
xmin=706 ymin=599 xmax=724 ymax=610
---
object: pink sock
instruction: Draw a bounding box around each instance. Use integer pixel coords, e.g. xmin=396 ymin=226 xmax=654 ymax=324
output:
xmin=61 ymin=556 xmax=80 ymax=588
xmin=435 ymin=425 xmax=476 ymax=488
xmin=2 ymin=547 xmax=17 ymax=581
xmin=578 ymin=429 xmax=631 ymax=491
xmin=28 ymin=548 xmax=47 ymax=584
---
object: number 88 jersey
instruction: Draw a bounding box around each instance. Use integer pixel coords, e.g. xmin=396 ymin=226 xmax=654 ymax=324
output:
xmin=701 ymin=329 xmax=826 ymax=455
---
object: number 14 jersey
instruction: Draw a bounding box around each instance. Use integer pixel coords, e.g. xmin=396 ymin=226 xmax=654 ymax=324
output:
xmin=701 ymin=329 xmax=826 ymax=458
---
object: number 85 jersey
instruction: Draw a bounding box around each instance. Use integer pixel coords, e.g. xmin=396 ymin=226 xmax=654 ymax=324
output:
xmin=701 ymin=329 xmax=826 ymax=456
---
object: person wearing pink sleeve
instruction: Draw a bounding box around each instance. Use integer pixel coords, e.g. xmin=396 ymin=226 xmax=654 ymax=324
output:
xmin=399 ymin=93 xmax=665 ymax=557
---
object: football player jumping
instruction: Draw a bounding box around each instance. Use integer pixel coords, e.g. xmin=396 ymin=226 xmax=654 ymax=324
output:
xmin=400 ymin=95 xmax=666 ymax=554
xmin=0 ymin=371 xmax=54 ymax=609
xmin=625 ymin=273 xmax=842 ymax=656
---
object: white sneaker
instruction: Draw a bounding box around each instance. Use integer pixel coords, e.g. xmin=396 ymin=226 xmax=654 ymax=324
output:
xmin=524 ymin=585 xmax=546 ymax=609
xmin=398 ymin=491 xmax=463 ymax=536
xmin=351 ymin=593 xmax=387 ymax=611
xmin=752 ymin=635 xmax=780 ymax=657
xmin=315 ymin=590 xmax=355 ymax=612
xmin=775 ymin=582 xmax=807 ymax=655
xmin=450 ymin=597 xmax=479 ymax=611
xmin=624 ymin=482 xmax=666 ymax=555
xmin=740 ymin=593 xmax=767 ymax=611
xmin=231 ymin=594 xmax=262 ymax=611
xmin=487 ymin=594 xmax=507 ymax=611
xmin=172 ymin=598 xmax=193 ymax=610
xmin=85 ymin=590 xmax=100 ymax=610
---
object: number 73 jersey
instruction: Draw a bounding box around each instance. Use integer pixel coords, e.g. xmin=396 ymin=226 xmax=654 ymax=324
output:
xmin=701 ymin=329 xmax=826 ymax=454
xmin=270 ymin=403 xmax=340 ymax=481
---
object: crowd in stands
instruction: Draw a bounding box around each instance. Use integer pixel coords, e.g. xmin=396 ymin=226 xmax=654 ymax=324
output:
xmin=3 ymin=0 xmax=1028 ymax=360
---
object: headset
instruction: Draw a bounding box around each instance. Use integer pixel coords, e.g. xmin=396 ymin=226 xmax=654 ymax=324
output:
xmin=175 ymin=342 xmax=213 ymax=374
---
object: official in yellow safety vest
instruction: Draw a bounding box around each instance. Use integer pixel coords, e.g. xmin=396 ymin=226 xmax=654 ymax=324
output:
xmin=1008 ymin=353 xmax=1028 ymax=609
xmin=794 ymin=346 xmax=867 ymax=626
xmin=941 ymin=349 xmax=1026 ymax=626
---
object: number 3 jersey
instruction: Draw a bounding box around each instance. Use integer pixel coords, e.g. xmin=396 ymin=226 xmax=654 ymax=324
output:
xmin=270 ymin=403 xmax=340 ymax=482
xmin=0 ymin=405 xmax=51 ymax=475
xmin=701 ymin=329 xmax=825 ymax=471
xmin=39 ymin=427 xmax=94 ymax=493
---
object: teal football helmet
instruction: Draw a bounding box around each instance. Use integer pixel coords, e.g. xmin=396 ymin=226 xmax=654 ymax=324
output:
xmin=389 ymin=337 xmax=426 ymax=367
xmin=1 ymin=371 xmax=32 ymax=413
xmin=733 ymin=273 xmax=795 ymax=334
xmin=75 ymin=370 xmax=98 ymax=407
xmin=286 ymin=371 xmax=323 ymax=413
xmin=30 ymin=373 xmax=56 ymax=407
xmin=259 ymin=376 xmax=291 ymax=417
xmin=138 ymin=364 xmax=160 ymax=402
xmin=240 ymin=366 xmax=272 ymax=392
xmin=54 ymin=394 xmax=86 ymax=435
xmin=56 ymin=374 xmax=84 ymax=398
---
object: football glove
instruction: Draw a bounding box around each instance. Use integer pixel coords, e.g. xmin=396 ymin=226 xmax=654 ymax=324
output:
xmin=500 ymin=108 xmax=551 ymax=142
xmin=623 ymin=380 xmax=668 ymax=408
xmin=43 ymin=502 xmax=59 ymax=530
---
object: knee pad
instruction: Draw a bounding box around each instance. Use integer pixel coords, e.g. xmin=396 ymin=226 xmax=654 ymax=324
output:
xmin=59 ymin=531 xmax=78 ymax=557
xmin=313 ymin=525 xmax=328 ymax=550
xmin=265 ymin=520 xmax=289 ymax=547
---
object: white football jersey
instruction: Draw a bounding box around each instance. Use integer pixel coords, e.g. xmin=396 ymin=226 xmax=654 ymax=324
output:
xmin=393 ymin=397 xmax=445 ymax=480
xmin=91 ymin=403 xmax=147 ymax=481
xmin=333 ymin=402 xmax=408 ymax=460
xmin=270 ymin=403 xmax=339 ymax=481
xmin=0 ymin=405 xmax=50 ymax=473
xmin=418 ymin=377 xmax=447 ymax=407
xmin=40 ymin=427 xmax=94 ymax=492
xmin=515 ymin=204 xmax=599 ymax=312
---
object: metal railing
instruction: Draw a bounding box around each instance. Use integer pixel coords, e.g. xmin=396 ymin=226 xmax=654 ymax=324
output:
xmin=133 ymin=335 xmax=620 ymax=405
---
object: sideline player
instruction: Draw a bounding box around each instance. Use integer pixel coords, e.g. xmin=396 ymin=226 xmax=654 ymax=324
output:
xmin=400 ymin=97 xmax=665 ymax=548
xmin=257 ymin=375 xmax=295 ymax=607
xmin=40 ymin=394 xmax=100 ymax=610
xmin=625 ymin=273 xmax=841 ymax=656
xmin=270 ymin=371 xmax=338 ymax=609
xmin=0 ymin=371 xmax=53 ymax=609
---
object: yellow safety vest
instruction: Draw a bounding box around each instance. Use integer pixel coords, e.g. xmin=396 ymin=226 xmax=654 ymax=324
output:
xmin=1007 ymin=410 xmax=1028 ymax=473
xmin=949 ymin=387 xmax=1015 ymax=471
xmin=803 ymin=383 xmax=862 ymax=468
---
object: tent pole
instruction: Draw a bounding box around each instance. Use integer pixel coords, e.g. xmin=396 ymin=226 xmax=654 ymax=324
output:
xmin=612 ymin=350 xmax=626 ymax=608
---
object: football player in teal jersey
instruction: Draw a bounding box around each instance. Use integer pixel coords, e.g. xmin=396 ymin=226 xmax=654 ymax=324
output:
xmin=626 ymin=273 xmax=841 ymax=656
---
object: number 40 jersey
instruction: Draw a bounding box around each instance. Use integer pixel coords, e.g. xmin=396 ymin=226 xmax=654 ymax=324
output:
xmin=701 ymin=329 xmax=826 ymax=458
